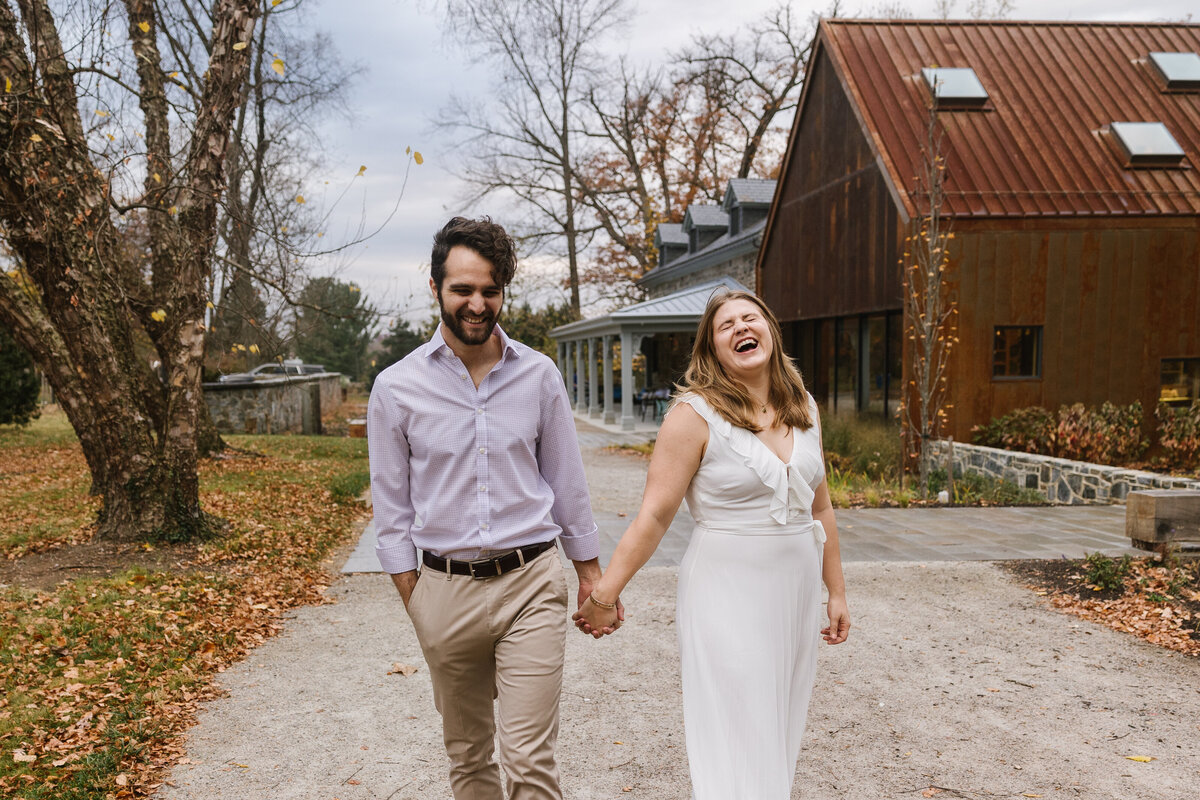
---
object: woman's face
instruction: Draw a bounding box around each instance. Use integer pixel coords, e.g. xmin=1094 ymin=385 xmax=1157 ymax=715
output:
xmin=711 ymin=298 xmax=773 ymax=380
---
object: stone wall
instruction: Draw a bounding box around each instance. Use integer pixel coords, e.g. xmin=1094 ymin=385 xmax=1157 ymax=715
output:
xmin=647 ymin=251 xmax=756 ymax=299
xmin=203 ymin=374 xmax=342 ymax=435
xmin=924 ymin=440 xmax=1200 ymax=505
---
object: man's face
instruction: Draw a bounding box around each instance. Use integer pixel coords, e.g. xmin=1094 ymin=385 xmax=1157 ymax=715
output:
xmin=432 ymin=245 xmax=504 ymax=347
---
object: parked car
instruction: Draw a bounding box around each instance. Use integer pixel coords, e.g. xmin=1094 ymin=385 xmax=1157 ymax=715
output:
xmin=217 ymin=360 xmax=325 ymax=383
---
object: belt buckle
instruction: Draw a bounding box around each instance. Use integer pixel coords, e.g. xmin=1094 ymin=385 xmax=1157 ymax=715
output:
xmin=468 ymin=557 xmax=499 ymax=580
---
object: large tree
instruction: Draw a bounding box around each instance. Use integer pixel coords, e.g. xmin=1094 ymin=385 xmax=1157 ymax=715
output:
xmin=205 ymin=0 xmax=355 ymax=374
xmin=0 ymin=0 xmax=259 ymax=541
xmin=439 ymin=0 xmax=626 ymax=316
xmin=573 ymin=1 xmax=833 ymax=306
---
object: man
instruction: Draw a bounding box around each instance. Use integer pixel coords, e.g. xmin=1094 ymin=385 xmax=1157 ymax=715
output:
xmin=367 ymin=216 xmax=614 ymax=800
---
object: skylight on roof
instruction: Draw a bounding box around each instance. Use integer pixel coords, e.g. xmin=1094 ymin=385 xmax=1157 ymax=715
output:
xmin=1148 ymin=51 xmax=1200 ymax=90
xmin=921 ymin=67 xmax=989 ymax=108
xmin=1110 ymin=122 xmax=1186 ymax=167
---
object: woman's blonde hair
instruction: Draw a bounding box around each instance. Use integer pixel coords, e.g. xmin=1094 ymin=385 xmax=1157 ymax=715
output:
xmin=676 ymin=289 xmax=814 ymax=433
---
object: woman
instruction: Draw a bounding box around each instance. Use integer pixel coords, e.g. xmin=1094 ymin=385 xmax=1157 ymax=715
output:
xmin=574 ymin=290 xmax=850 ymax=799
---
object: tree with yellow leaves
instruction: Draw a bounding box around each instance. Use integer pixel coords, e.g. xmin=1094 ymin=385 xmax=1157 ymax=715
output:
xmin=900 ymin=75 xmax=959 ymax=496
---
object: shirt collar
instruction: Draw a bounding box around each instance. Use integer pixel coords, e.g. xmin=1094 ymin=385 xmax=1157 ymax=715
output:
xmin=423 ymin=324 xmax=523 ymax=362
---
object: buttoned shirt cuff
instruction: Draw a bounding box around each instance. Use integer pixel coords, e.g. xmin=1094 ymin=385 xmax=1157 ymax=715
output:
xmin=556 ymin=525 xmax=600 ymax=564
xmin=376 ymin=543 xmax=419 ymax=574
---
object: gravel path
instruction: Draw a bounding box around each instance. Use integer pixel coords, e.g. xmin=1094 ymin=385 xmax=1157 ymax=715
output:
xmin=157 ymin=447 xmax=1200 ymax=799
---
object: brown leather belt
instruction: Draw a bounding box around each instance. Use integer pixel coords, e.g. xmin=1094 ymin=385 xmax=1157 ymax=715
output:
xmin=421 ymin=541 xmax=555 ymax=579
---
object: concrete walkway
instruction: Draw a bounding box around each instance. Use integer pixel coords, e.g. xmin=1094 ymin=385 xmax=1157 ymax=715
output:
xmin=344 ymin=505 xmax=1138 ymax=573
xmin=344 ymin=412 xmax=1139 ymax=574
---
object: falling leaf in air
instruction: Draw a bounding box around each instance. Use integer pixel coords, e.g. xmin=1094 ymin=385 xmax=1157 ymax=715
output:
xmin=206 ymin=300 xmax=215 ymax=308
xmin=271 ymin=58 xmax=285 ymax=76
xmin=4 ymin=77 xmax=10 ymax=92
xmin=96 ymin=109 xmax=109 ymax=117
xmin=29 ymin=133 xmax=42 ymax=142
xmin=356 ymin=165 xmax=367 ymax=176
xmin=233 ymin=41 xmax=248 ymax=51
xmin=405 ymin=146 xmax=411 ymax=155
xmin=153 ymin=172 xmax=161 ymax=183
xmin=272 ymin=0 xmax=283 ymax=5
xmin=170 ymin=71 xmax=179 ymax=78
xmin=168 ymin=205 xmax=178 ymax=215
xmin=137 ymin=21 xmax=150 ymax=33
xmin=414 ymin=151 xmax=424 ymax=165
xmin=388 ymin=662 xmax=419 ymax=676
xmin=1125 ymin=755 xmax=1155 ymax=762
xmin=150 ymin=309 xmax=167 ymax=322
xmin=295 ymin=195 xmax=305 ymax=204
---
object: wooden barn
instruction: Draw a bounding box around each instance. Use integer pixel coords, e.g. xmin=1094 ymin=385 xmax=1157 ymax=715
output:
xmin=758 ymin=20 xmax=1200 ymax=441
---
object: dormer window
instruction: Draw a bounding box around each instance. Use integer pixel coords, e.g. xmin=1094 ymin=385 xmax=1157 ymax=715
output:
xmin=921 ymin=67 xmax=988 ymax=109
xmin=1148 ymin=51 xmax=1200 ymax=91
xmin=1109 ymin=121 xmax=1186 ymax=168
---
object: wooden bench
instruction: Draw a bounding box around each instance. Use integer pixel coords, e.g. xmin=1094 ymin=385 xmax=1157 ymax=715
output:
xmin=1126 ymin=489 xmax=1200 ymax=554
xmin=348 ymin=418 xmax=367 ymax=438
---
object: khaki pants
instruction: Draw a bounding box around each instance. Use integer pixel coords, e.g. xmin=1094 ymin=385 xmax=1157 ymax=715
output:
xmin=407 ymin=547 xmax=569 ymax=800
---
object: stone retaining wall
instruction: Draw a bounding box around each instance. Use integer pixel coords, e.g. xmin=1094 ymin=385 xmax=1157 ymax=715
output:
xmin=924 ymin=440 xmax=1200 ymax=505
xmin=203 ymin=374 xmax=342 ymax=435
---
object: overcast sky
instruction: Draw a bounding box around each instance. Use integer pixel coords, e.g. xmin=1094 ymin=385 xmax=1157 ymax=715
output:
xmin=303 ymin=0 xmax=1195 ymax=326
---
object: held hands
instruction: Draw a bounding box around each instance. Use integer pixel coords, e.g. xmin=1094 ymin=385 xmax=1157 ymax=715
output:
xmin=822 ymin=594 xmax=850 ymax=645
xmin=573 ymin=593 xmax=624 ymax=638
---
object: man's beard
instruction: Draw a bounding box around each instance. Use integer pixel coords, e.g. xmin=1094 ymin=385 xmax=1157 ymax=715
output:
xmin=440 ymin=301 xmax=498 ymax=346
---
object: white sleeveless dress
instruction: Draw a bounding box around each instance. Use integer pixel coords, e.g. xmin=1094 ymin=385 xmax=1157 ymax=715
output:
xmin=674 ymin=394 xmax=827 ymax=800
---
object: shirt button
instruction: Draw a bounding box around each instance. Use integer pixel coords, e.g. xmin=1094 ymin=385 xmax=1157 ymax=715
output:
xmin=479 ymin=485 xmax=488 ymax=492
xmin=476 ymin=407 xmax=484 ymax=414
xmin=481 ymin=523 xmax=490 ymax=530
xmin=460 ymin=374 xmax=468 ymax=380
xmin=478 ymin=447 xmax=487 ymax=454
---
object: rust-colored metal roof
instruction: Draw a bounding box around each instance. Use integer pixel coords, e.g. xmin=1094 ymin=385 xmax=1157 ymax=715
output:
xmin=821 ymin=19 xmax=1200 ymax=217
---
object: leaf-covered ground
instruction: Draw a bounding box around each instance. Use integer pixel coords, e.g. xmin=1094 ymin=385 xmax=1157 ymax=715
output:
xmin=0 ymin=408 xmax=370 ymax=798
xmin=1004 ymin=555 xmax=1200 ymax=658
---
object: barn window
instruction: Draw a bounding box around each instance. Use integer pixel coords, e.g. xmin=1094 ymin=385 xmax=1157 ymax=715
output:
xmin=1148 ymin=51 xmax=1200 ymax=91
xmin=1160 ymin=358 xmax=1200 ymax=405
xmin=1109 ymin=122 xmax=1186 ymax=167
xmin=922 ymin=67 xmax=989 ymax=108
xmin=992 ymin=326 xmax=1042 ymax=379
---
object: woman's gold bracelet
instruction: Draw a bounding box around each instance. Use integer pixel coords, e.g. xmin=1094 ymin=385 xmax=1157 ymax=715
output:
xmin=588 ymin=592 xmax=617 ymax=609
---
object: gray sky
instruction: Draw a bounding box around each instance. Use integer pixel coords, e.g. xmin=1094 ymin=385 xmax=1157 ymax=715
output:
xmin=305 ymin=0 xmax=1195 ymax=325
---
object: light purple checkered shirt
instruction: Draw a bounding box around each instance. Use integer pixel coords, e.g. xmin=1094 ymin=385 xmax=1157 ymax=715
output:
xmin=367 ymin=324 xmax=599 ymax=574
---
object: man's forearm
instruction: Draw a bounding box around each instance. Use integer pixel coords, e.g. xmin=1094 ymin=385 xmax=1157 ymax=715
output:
xmin=390 ymin=570 xmax=419 ymax=608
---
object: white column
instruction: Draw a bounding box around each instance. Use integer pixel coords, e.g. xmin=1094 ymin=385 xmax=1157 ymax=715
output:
xmin=574 ymin=340 xmax=587 ymax=413
xmin=556 ymin=341 xmax=568 ymax=389
xmin=620 ymin=330 xmax=636 ymax=431
xmin=587 ymin=338 xmax=600 ymax=418
xmin=602 ymin=334 xmax=615 ymax=424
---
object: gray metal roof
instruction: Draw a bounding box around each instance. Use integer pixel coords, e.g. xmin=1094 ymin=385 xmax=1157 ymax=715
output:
xmin=654 ymin=223 xmax=688 ymax=248
xmin=724 ymin=178 xmax=777 ymax=208
xmin=639 ymin=214 xmax=766 ymax=289
xmin=551 ymin=277 xmax=751 ymax=340
xmin=683 ymin=204 xmax=729 ymax=230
